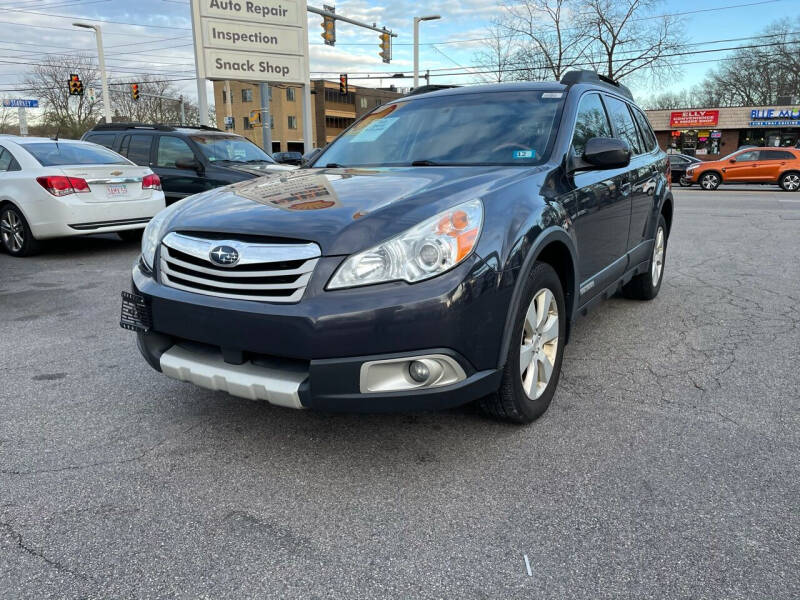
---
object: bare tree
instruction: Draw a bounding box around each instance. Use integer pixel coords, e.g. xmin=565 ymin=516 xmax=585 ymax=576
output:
xmin=112 ymin=76 xmax=193 ymax=124
xmin=640 ymin=89 xmax=691 ymax=110
xmin=582 ymin=0 xmax=684 ymax=82
xmin=472 ymin=23 xmax=517 ymax=83
xmin=0 ymin=101 xmax=18 ymax=134
xmin=23 ymin=54 xmax=102 ymax=138
xmin=500 ymin=0 xmax=592 ymax=81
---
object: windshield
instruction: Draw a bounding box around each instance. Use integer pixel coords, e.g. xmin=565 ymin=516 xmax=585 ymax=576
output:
xmin=190 ymin=134 xmax=276 ymax=164
xmin=22 ymin=142 xmax=128 ymax=167
xmin=315 ymin=90 xmax=564 ymax=168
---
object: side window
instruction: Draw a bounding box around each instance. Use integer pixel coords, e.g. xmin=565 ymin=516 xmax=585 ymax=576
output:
xmin=632 ymin=108 xmax=657 ymax=152
xmin=0 ymin=147 xmax=11 ymax=171
xmin=737 ymin=150 xmax=759 ymax=162
xmin=571 ymin=93 xmax=612 ymax=157
xmin=156 ymin=136 xmax=195 ymax=168
xmin=84 ymin=133 xmax=117 ymax=149
xmin=604 ymin=95 xmax=642 ymax=155
xmin=118 ymin=135 xmax=152 ymax=166
xmin=761 ymin=150 xmax=794 ymax=160
xmin=669 ymin=155 xmax=686 ymax=165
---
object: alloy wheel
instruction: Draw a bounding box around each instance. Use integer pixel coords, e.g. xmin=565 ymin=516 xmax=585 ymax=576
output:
xmin=0 ymin=209 xmax=24 ymax=253
xmin=519 ymin=288 xmax=559 ymax=400
xmin=651 ymin=226 xmax=665 ymax=285
xmin=701 ymin=174 xmax=718 ymax=190
xmin=783 ymin=173 xmax=800 ymax=191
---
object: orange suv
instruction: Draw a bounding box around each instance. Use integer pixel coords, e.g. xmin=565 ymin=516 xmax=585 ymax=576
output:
xmin=685 ymin=147 xmax=800 ymax=191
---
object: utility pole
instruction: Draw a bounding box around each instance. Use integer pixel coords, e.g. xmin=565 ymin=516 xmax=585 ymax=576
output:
xmin=73 ymin=22 xmax=111 ymax=123
xmin=259 ymin=83 xmax=271 ymax=152
xmin=413 ymin=15 xmax=440 ymax=89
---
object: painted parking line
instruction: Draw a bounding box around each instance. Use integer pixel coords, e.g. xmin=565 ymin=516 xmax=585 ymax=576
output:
xmin=524 ymin=554 xmax=532 ymax=577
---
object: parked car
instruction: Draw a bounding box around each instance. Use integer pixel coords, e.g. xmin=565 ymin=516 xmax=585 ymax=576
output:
xmin=81 ymin=124 xmax=295 ymax=204
xmin=121 ymin=70 xmax=673 ymax=423
xmin=685 ymin=147 xmax=800 ymax=191
xmin=272 ymin=151 xmax=303 ymax=165
xmin=0 ymin=136 xmax=165 ymax=257
xmin=667 ymin=152 xmax=702 ymax=187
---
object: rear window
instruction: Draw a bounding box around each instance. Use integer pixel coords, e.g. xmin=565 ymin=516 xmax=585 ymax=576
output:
xmin=22 ymin=142 xmax=128 ymax=167
xmin=84 ymin=133 xmax=117 ymax=149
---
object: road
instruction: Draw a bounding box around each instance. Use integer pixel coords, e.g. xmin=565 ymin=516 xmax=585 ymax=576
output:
xmin=1 ymin=188 xmax=798 ymax=599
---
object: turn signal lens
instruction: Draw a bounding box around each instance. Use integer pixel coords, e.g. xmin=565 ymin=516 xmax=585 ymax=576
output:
xmin=328 ymin=199 xmax=483 ymax=289
xmin=36 ymin=175 xmax=90 ymax=196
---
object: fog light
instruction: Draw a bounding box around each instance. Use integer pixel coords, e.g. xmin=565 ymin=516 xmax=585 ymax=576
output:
xmin=409 ymin=360 xmax=431 ymax=383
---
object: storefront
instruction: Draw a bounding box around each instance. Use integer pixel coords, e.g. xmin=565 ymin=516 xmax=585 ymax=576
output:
xmin=645 ymin=105 xmax=800 ymax=160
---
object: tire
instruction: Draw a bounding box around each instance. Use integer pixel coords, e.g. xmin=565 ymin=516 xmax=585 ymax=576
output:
xmin=622 ymin=215 xmax=668 ymax=301
xmin=699 ymin=172 xmax=721 ymax=190
xmin=0 ymin=204 xmax=41 ymax=257
xmin=678 ymin=175 xmax=692 ymax=187
xmin=479 ymin=262 xmax=566 ymax=424
xmin=779 ymin=171 xmax=800 ymax=192
xmin=117 ymin=229 xmax=144 ymax=242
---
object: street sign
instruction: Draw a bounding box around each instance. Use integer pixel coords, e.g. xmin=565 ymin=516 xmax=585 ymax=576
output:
xmin=190 ymin=0 xmax=309 ymax=85
xmin=2 ymin=99 xmax=38 ymax=108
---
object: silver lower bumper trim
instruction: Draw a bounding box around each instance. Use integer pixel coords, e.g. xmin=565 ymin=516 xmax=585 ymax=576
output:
xmin=159 ymin=345 xmax=306 ymax=409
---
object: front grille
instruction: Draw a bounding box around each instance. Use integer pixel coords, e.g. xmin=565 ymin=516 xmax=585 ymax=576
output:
xmin=159 ymin=232 xmax=320 ymax=303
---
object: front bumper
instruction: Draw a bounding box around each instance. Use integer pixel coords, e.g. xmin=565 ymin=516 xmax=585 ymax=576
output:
xmin=128 ymin=253 xmax=508 ymax=412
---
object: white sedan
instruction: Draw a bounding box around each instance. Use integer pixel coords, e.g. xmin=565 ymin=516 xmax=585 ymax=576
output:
xmin=0 ymin=136 xmax=166 ymax=257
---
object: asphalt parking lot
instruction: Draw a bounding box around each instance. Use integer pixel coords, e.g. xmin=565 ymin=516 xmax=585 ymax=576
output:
xmin=1 ymin=186 xmax=798 ymax=599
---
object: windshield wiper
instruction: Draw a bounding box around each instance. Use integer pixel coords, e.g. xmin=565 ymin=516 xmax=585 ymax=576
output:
xmin=325 ymin=163 xmax=346 ymax=168
xmin=411 ymin=159 xmax=443 ymax=166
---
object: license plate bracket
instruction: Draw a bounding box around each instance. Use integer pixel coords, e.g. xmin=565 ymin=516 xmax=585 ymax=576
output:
xmin=120 ymin=291 xmax=151 ymax=333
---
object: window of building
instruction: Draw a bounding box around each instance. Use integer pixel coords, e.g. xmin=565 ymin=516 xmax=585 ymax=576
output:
xmin=360 ymin=97 xmax=368 ymax=109
xmin=156 ymin=136 xmax=195 ymax=168
xmin=603 ymin=95 xmax=642 ymax=155
xmin=286 ymin=87 xmax=295 ymax=101
xmin=325 ymin=116 xmax=355 ymax=130
xmin=288 ymin=115 xmax=297 ymax=129
xmin=242 ymin=88 xmax=253 ymax=102
xmin=222 ymin=89 xmax=233 ymax=104
xmin=324 ymin=88 xmax=354 ymax=104
xmin=571 ymin=93 xmax=611 ymax=156
xmin=243 ymin=116 xmax=253 ymax=130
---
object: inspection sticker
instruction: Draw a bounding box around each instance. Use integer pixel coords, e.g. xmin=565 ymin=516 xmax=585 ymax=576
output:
xmin=513 ymin=150 xmax=536 ymax=159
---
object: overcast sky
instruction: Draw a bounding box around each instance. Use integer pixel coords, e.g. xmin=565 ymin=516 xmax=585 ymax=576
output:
xmin=0 ymin=0 xmax=792 ymax=113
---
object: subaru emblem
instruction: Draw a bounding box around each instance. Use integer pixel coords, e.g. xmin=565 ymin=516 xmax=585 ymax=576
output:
xmin=209 ymin=245 xmax=239 ymax=267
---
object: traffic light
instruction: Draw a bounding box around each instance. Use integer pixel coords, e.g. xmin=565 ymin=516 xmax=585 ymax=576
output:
xmin=339 ymin=74 xmax=348 ymax=95
xmin=320 ymin=5 xmax=335 ymax=46
xmin=68 ymin=74 xmax=83 ymax=96
xmin=379 ymin=32 xmax=391 ymax=64
xmin=249 ymin=109 xmax=262 ymax=127
xmin=131 ymin=83 xmax=140 ymax=101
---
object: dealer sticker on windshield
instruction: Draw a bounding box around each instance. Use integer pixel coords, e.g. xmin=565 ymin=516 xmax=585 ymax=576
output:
xmin=513 ymin=150 xmax=536 ymax=159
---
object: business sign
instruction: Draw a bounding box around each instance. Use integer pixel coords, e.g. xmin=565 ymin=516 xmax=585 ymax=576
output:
xmin=2 ymin=99 xmax=38 ymax=108
xmin=670 ymin=110 xmax=719 ymax=128
xmin=748 ymin=107 xmax=800 ymax=127
xmin=190 ymin=0 xmax=309 ymax=84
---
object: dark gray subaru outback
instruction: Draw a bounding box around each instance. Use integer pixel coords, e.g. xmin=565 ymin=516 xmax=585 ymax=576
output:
xmin=121 ymin=70 xmax=673 ymax=423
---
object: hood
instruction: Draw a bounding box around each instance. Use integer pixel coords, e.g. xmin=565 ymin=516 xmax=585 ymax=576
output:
xmin=164 ymin=166 xmax=541 ymax=255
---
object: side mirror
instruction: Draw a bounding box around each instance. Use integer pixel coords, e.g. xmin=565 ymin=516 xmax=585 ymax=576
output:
xmin=729 ymin=158 xmax=736 ymax=163
xmin=582 ymin=137 xmax=631 ymax=170
xmin=175 ymin=157 xmax=203 ymax=173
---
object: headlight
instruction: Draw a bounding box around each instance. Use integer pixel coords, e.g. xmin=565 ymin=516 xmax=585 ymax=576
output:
xmin=328 ymin=199 xmax=483 ymax=290
xmin=141 ymin=199 xmax=187 ymax=270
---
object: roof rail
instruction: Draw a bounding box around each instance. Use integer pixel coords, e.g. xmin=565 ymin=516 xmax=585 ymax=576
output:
xmin=560 ymin=70 xmax=633 ymax=100
xmin=88 ymin=122 xmax=223 ymax=132
xmin=405 ymin=84 xmax=460 ymax=97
